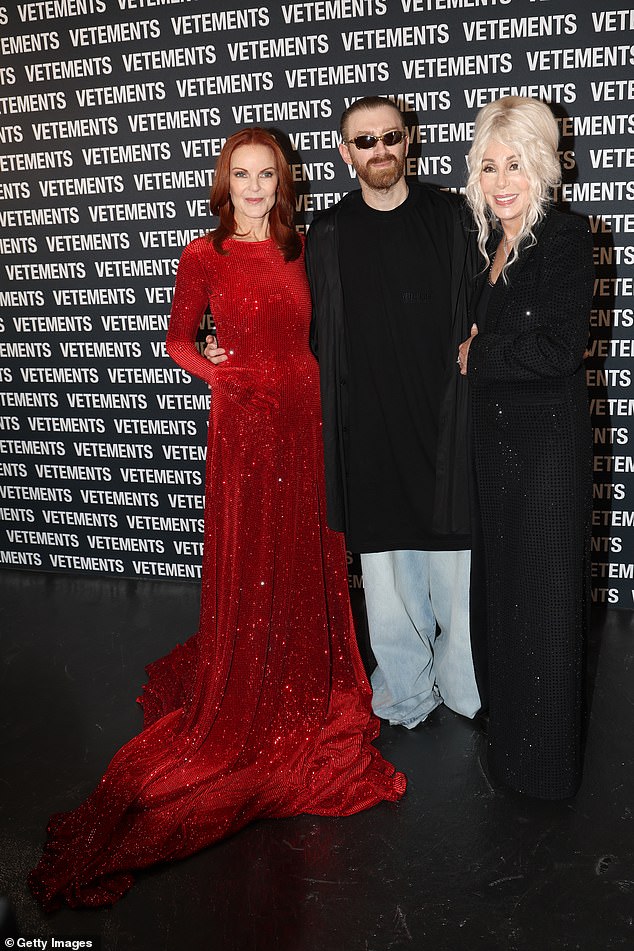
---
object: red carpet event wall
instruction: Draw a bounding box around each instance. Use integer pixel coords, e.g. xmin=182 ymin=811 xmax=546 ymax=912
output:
xmin=0 ymin=0 xmax=632 ymax=605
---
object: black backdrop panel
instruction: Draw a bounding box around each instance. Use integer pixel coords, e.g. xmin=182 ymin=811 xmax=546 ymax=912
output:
xmin=0 ymin=0 xmax=633 ymax=606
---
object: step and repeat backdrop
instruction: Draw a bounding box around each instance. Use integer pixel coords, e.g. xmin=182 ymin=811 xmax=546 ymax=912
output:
xmin=0 ymin=0 xmax=633 ymax=605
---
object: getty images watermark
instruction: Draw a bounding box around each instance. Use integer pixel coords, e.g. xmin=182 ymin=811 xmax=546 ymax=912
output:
xmin=4 ymin=939 xmax=101 ymax=949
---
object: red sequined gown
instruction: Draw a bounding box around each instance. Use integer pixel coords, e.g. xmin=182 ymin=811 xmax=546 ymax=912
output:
xmin=29 ymin=236 xmax=406 ymax=910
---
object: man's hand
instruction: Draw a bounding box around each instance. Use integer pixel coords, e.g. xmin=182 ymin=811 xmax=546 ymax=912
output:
xmin=457 ymin=324 xmax=478 ymax=376
xmin=204 ymin=334 xmax=228 ymax=364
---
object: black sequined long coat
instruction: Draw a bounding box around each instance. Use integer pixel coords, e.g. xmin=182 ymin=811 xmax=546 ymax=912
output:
xmin=467 ymin=209 xmax=594 ymax=799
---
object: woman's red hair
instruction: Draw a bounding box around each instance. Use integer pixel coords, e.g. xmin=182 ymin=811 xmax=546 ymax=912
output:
xmin=209 ymin=127 xmax=301 ymax=262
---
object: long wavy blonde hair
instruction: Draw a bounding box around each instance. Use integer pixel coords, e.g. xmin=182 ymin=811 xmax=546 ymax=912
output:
xmin=465 ymin=96 xmax=561 ymax=280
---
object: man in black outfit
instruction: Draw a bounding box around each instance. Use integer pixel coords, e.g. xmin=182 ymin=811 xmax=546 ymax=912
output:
xmin=306 ymin=96 xmax=481 ymax=729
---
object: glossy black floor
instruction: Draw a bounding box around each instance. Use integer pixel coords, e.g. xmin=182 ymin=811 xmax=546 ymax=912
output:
xmin=1 ymin=568 xmax=632 ymax=951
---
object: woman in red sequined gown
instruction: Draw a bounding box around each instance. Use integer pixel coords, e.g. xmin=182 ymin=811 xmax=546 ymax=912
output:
xmin=29 ymin=129 xmax=405 ymax=910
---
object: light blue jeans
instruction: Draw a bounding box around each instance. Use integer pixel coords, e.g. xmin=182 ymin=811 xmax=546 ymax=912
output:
xmin=361 ymin=549 xmax=480 ymax=728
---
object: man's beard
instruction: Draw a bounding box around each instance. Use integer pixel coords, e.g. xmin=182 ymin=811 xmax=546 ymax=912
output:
xmin=354 ymin=152 xmax=405 ymax=190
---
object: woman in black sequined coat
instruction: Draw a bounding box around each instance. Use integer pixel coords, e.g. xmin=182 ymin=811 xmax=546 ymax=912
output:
xmin=457 ymin=97 xmax=594 ymax=799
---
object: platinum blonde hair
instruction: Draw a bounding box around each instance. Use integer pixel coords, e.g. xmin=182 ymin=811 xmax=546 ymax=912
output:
xmin=465 ymin=96 xmax=561 ymax=279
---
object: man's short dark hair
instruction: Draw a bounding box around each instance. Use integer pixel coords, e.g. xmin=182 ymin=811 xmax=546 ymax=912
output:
xmin=340 ymin=96 xmax=405 ymax=140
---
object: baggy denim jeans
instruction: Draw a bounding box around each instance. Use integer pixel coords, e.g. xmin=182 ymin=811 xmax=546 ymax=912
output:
xmin=361 ymin=549 xmax=480 ymax=728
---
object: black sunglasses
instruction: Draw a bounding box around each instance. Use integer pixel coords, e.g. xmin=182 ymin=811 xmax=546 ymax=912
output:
xmin=346 ymin=130 xmax=406 ymax=150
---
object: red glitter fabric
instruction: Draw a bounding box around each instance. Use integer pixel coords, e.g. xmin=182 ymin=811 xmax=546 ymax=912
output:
xmin=29 ymin=236 xmax=406 ymax=910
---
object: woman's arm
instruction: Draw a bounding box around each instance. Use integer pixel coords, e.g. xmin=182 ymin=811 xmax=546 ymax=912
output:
xmin=166 ymin=244 xmax=277 ymax=414
xmin=166 ymin=244 xmax=220 ymax=384
xmin=467 ymin=218 xmax=594 ymax=385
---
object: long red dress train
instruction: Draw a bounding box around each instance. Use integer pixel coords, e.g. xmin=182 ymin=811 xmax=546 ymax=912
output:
xmin=29 ymin=236 xmax=406 ymax=910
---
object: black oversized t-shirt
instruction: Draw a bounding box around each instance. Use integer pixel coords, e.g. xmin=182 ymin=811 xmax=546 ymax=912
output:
xmin=338 ymin=184 xmax=469 ymax=552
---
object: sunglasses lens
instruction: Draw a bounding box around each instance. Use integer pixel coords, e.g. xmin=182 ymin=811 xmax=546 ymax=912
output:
xmin=353 ymin=135 xmax=377 ymax=149
xmin=351 ymin=131 xmax=404 ymax=149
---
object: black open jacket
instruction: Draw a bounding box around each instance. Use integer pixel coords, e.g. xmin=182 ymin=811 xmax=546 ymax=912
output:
xmin=306 ymin=183 xmax=479 ymax=540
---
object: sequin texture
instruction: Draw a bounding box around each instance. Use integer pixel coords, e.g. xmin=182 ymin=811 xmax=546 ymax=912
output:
xmin=28 ymin=235 xmax=406 ymax=910
xmin=468 ymin=211 xmax=594 ymax=799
